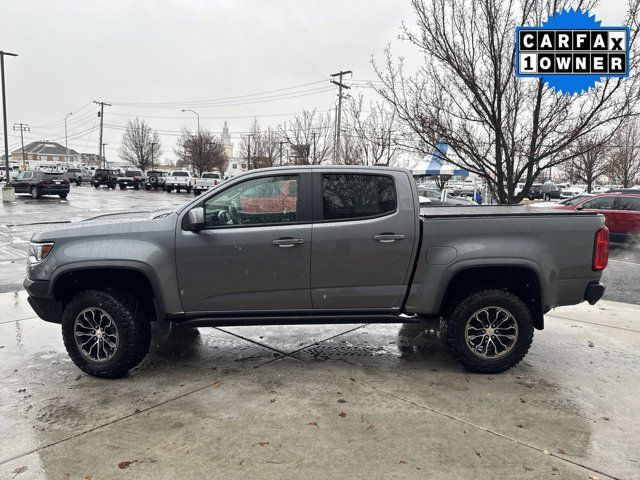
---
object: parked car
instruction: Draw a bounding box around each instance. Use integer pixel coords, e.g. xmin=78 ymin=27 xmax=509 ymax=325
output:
xmin=10 ymin=171 xmax=70 ymax=199
xmin=528 ymin=183 xmax=543 ymax=200
xmin=117 ymin=170 xmax=145 ymax=190
xmin=529 ymin=194 xmax=595 ymax=209
xmin=193 ymin=171 xmax=223 ymax=195
xmin=144 ymin=170 xmax=167 ymax=190
xmin=560 ymin=186 xmax=584 ymax=199
xmin=551 ymin=192 xmax=640 ymax=242
xmin=64 ymin=167 xmax=90 ymax=186
xmin=416 ymin=186 xmax=477 ymax=206
xmin=24 ymin=166 xmax=607 ymax=378
xmin=91 ymin=169 xmax=118 ymax=189
xmin=165 ymin=171 xmax=194 ymax=193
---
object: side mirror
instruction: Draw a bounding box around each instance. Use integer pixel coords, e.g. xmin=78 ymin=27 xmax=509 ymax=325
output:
xmin=186 ymin=207 xmax=205 ymax=231
xmin=576 ymin=205 xmax=584 ymax=211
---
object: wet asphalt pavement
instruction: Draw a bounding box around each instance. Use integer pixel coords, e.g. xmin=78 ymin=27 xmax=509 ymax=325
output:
xmin=0 ymin=185 xmax=639 ymax=479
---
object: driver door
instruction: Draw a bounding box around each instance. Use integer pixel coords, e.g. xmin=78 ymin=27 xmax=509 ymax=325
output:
xmin=176 ymin=172 xmax=313 ymax=313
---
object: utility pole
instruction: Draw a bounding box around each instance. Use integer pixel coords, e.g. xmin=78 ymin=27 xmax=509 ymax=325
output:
xmin=94 ymin=101 xmax=110 ymax=168
xmin=1 ymin=50 xmax=18 ymax=193
xmin=330 ymin=70 xmax=352 ymax=164
xmin=246 ymin=135 xmax=251 ymax=170
xmin=151 ymin=142 xmax=157 ymax=170
xmin=278 ymin=141 xmax=287 ymax=166
xmin=311 ymin=132 xmax=318 ymax=164
xmin=12 ymin=123 xmax=30 ymax=167
xmin=64 ymin=112 xmax=73 ymax=150
xmin=102 ymin=143 xmax=107 ymax=168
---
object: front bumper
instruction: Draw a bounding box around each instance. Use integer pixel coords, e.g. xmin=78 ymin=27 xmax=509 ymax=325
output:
xmin=23 ymin=277 xmax=62 ymax=323
xmin=585 ymin=282 xmax=605 ymax=305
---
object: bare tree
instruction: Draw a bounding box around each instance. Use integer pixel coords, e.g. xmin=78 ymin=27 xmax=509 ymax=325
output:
xmin=609 ymin=122 xmax=640 ymax=187
xmin=118 ymin=118 xmax=163 ymax=171
xmin=279 ymin=109 xmax=334 ymax=165
xmin=238 ymin=119 xmax=281 ymax=169
xmin=175 ymin=129 xmax=228 ymax=177
xmin=373 ymin=0 xmax=640 ymax=203
xmin=565 ymin=136 xmax=608 ymax=192
xmin=345 ymin=93 xmax=399 ymax=165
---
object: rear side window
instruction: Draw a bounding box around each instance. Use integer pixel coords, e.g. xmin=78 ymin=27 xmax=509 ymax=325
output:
xmin=614 ymin=196 xmax=640 ymax=211
xmin=322 ymin=174 xmax=397 ymax=220
xmin=582 ymin=196 xmax=615 ymax=210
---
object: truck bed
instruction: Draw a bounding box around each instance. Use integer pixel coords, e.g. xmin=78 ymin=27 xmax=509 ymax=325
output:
xmin=420 ymin=205 xmax=599 ymax=218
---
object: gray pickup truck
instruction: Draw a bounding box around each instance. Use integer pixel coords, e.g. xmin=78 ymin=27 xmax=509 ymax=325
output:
xmin=24 ymin=166 xmax=608 ymax=378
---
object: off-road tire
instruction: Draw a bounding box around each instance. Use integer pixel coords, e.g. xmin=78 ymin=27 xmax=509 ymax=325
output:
xmin=440 ymin=289 xmax=534 ymax=374
xmin=62 ymin=289 xmax=151 ymax=378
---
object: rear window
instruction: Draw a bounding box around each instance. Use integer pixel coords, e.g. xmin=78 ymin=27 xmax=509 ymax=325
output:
xmin=202 ymin=173 xmax=221 ymax=179
xmin=67 ymin=168 xmax=80 ymax=173
xmin=614 ymin=196 xmax=640 ymax=211
xmin=172 ymin=171 xmax=188 ymax=176
xmin=322 ymin=174 xmax=397 ymax=220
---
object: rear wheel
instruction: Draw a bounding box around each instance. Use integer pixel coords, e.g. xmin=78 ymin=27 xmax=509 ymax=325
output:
xmin=186 ymin=186 xmax=192 ymax=194
xmin=133 ymin=182 xmax=140 ymax=190
xmin=165 ymin=186 xmax=172 ymax=192
xmin=59 ymin=193 xmax=68 ymax=199
xmin=176 ymin=186 xmax=181 ymax=193
xmin=30 ymin=186 xmax=41 ymax=199
xmin=61 ymin=289 xmax=151 ymax=378
xmin=440 ymin=289 xmax=534 ymax=373
xmin=76 ymin=178 xmax=82 ymax=186
xmin=544 ymin=193 xmax=550 ymax=201
xmin=119 ymin=184 xmax=126 ymax=190
xmin=93 ymin=182 xmax=100 ymax=189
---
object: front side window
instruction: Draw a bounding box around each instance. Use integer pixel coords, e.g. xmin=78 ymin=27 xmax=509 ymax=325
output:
xmin=203 ymin=175 xmax=298 ymax=227
xmin=582 ymin=196 xmax=615 ymax=210
xmin=322 ymin=174 xmax=397 ymax=220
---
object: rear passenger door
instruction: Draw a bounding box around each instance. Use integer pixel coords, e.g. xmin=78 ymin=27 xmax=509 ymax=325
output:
xmin=310 ymin=170 xmax=417 ymax=310
xmin=612 ymin=196 xmax=640 ymax=237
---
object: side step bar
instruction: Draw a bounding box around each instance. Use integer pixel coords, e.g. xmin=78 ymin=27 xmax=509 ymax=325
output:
xmin=175 ymin=314 xmax=440 ymax=328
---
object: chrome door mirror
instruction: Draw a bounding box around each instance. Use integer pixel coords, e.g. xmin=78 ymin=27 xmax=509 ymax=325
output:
xmin=187 ymin=207 xmax=205 ymax=231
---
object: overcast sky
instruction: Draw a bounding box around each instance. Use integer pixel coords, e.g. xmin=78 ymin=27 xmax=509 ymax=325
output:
xmin=0 ymin=0 xmax=632 ymax=161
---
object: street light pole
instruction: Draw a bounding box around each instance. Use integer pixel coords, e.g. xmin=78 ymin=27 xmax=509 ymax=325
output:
xmin=1 ymin=50 xmax=18 ymax=193
xmin=181 ymin=109 xmax=200 ymax=132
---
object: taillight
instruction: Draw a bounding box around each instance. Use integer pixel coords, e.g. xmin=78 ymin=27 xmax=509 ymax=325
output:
xmin=40 ymin=179 xmax=53 ymax=185
xmin=593 ymin=227 xmax=609 ymax=271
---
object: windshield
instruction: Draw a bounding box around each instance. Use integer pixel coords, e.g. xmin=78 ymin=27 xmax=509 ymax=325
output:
xmin=559 ymin=195 xmax=592 ymax=205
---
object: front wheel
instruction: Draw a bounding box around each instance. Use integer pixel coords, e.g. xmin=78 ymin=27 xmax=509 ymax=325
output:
xmin=186 ymin=186 xmax=192 ymax=194
xmin=76 ymin=178 xmax=82 ymax=186
xmin=93 ymin=182 xmax=100 ymax=189
xmin=119 ymin=184 xmax=126 ymax=190
xmin=61 ymin=289 xmax=151 ymax=378
xmin=544 ymin=194 xmax=550 ymax=201
xmin=133 ymin=182 xmax=140 ymax=190
xmin=440 ymin=289 xmax=534 ymax=373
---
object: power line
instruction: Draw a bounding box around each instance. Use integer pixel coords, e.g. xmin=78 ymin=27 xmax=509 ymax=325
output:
xmin=106 ymin=79 xmax=328 ymax=107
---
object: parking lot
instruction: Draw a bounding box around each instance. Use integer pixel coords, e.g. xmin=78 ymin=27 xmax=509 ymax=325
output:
xmin=1 ymin=186 xmax=639 ymax=479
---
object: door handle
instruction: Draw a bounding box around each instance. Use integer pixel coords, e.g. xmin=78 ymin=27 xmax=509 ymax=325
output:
xmin=373 ymin=233 xmax=405 ymax=243
xmin=272 ymin=237 xmax=304 ymax=247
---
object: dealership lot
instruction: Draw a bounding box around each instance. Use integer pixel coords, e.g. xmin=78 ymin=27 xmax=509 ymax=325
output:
xmin=0 ymin=186 xmax=639 ymax=479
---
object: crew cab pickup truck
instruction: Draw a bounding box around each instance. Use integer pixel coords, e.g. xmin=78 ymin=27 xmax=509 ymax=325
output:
xmin=193 ymin=171 xmax=223 ymax=195
xmin=117 ymin=170 xmax=145 ymax=190
xmin=23 ymin=166 xmax=608 ymax=378
xmin=164 ymin=171 xmax=194 ymax=193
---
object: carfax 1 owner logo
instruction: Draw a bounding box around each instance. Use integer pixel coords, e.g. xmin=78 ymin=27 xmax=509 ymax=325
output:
xmin=516 ymin=8 xmax=630 ymax=95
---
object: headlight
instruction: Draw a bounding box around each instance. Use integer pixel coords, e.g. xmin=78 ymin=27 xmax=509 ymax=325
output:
xmin=28 ymin=242 xmax=54 ymax=264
